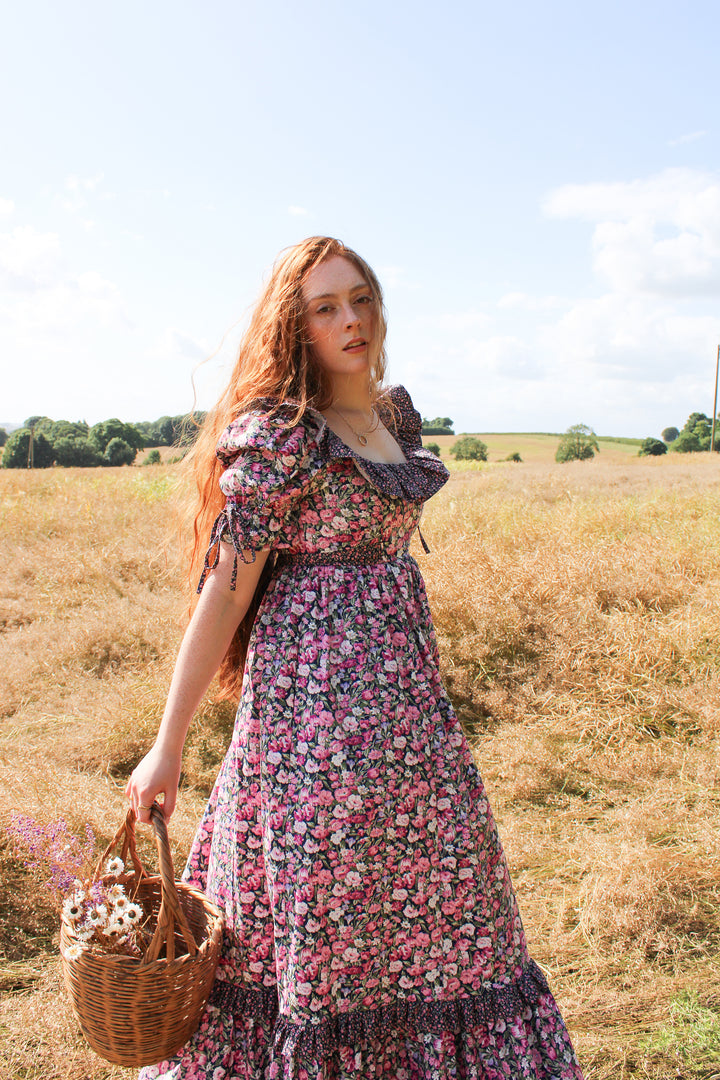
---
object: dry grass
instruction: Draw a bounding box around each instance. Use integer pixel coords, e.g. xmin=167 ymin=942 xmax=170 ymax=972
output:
xmin=2 ymin=455 xmax=720 ymax=1077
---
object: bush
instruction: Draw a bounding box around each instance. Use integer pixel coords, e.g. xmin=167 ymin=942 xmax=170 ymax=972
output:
xmin=103 ymin=437 xmax=136 ymax=466
xmin=450 ymin=436 xmax=488 ymax=462
xmin=639 ymin=438 xmax=668 ymax=457
xmin=555 ymin=424 xmax=599 ymax=463
xmin=662 ymin=426 xmax=679 ymax=444
xmin=425 ymin=442 xmax=441 ymax=457
xmin=89 ymin=419 xmax=145 ymax=454
xmin=671 ymin=430 xmax=702 ymax=454
xmin=505 ymin=451 xmax=522 ymax=463
xmin=0 ymin=428 xmax=7 ymax=447
xmin=143 ymin=449 xmax=163 ymax=465
xmin=2 ymin=428 xmax=55 ymax=468
xmin=422 ymin=417 xmax=454 ymax=436
xmin=52 ymin=437 xmax=103 ymax=467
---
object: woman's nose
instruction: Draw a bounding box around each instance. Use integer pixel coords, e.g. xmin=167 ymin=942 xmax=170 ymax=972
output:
xmin=343 ymin=303 xmax=360 ymax=327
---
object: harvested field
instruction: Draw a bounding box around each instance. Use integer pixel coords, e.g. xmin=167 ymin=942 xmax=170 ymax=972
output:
xmin=1 ymin=454 xmax=719 ymax=1078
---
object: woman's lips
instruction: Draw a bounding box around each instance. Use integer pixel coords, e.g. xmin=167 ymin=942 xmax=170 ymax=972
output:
xmin=343 ymin=339 xmax=367 ymax=351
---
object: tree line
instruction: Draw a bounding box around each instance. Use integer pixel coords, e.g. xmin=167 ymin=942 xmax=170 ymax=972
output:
xmin=0 ymin=413 xmax=205 ymax=469
xmin=638 ymin=412 xmax=720 ymax=457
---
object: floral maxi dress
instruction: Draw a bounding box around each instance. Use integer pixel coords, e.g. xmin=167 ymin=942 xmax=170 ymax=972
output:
xmin=141 ymin=385 xmax=584 ymax=1080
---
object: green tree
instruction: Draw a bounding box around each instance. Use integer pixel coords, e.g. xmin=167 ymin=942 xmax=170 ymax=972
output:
xmin=671 ymin=429 xmax=702 ymax=453
xmin=425 ymin=442 xmax=441 ymax=457
xmin=422 ymin=417 xmax=454 ymax=435
xmin=45 ymin=419 xmax=90 ymax=443
xmin=143 ymin=449 xmax=162 ymax=465
xmin=639 ymin=437 xmax=667 ymax=457
xmin=662 ymin=426 xmax=679 ymax=443
xmin=0 ymin=428 xmax=7 ymax=447
xmin=53 ymin=436 xmax=103 ymax=467
xmin=2 ymin=428 xmax=55 ymax=468
xmin=683 ymin=412 xmax=710 ymax=433
xmin=23 ymin=415 xmax=53 ymax=431
xmin=555 ymin=424 xmax=600 ymax=463
xmin=450 ymin=436 xmax=488 ymax=461
xmin=89 ymin=419 xmax=145 ymax=454
xmin=103 ymin=437 xmax=136 ymax=466
xmin=505 ymin=451 xmax=522 ymax=462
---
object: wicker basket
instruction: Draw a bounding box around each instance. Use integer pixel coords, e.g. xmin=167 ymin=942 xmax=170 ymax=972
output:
xmin=60 ymin=804 xmax=224 ymax=1067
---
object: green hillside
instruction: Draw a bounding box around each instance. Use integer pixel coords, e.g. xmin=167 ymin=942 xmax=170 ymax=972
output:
xmin=423 ymin=432 xmax=645 ymax=465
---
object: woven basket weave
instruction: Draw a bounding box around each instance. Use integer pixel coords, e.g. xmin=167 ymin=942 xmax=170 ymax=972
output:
xmin=60 ymin=804 xmax=224 ymax=1067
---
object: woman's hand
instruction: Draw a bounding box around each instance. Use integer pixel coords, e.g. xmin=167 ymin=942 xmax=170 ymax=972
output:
xmin=124 ymin=540 xmax=269 ymax=824
xmin=125 ymin=744 xmax=182 ymax=823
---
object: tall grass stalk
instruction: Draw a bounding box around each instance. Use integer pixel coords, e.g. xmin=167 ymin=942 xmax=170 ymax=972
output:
xmin=1 ymin=456 xmax=719 ymax=1077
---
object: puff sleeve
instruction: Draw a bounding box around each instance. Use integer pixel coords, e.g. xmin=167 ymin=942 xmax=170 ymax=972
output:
xmin=197 ymin=406 xmax=325 ymax=592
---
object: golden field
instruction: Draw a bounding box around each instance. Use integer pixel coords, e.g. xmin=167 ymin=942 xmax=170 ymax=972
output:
xmin=1 ymin=454 xmax=719 ymax=1079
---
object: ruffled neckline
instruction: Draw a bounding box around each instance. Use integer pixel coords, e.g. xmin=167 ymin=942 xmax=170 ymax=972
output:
xmin=314 ymin=385 xmax=449 ymax=502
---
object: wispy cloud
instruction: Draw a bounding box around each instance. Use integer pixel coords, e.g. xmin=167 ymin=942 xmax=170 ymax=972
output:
xmin=0 ymin=197 xmax=14 ymax=216
xmin=65 ymin=172 xmax=104 ymax=192
xmin=288 ymin=205 xmax=309 ymax=216
xmin=668 ymin=130 xmax=707 ymax=147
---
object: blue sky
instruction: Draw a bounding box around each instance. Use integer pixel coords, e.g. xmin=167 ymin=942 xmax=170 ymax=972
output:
xmin=2 ymin=0 xmax=719 ymax=436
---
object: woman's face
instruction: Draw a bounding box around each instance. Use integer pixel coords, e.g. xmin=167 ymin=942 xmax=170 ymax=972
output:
xmin=301 ymin=256 xmax=376 ymax=379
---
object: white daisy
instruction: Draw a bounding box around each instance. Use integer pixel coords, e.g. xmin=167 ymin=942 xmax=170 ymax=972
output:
xmin=64 ymin=943 xmax=86 ymax=960
xmin=105 ymin=857 xmax=124 ymax=877
xmin=75 ymin=922 xmax=96 ymax=942
xmin=62 ymin=896 xmax=84 ymax=924
xmin=106 ymin=883 xmax=126 ymax=902
xmin=86 ymin=904 xmax=109 ymax=927
xmin=124 ymin=902 xmax=143 ymax=924
xmin=112 ymin=893 xmax=130 ymax=912
xmin=104 ymin=914 xmax=129 ymax=937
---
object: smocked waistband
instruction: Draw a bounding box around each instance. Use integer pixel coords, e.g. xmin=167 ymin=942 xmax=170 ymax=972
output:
xmin=276 ymin=539 xmax=404 ymax=568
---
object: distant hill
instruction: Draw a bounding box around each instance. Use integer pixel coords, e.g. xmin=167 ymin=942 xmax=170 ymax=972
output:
xmin=423 ymin=432 xmax=644 ymax=464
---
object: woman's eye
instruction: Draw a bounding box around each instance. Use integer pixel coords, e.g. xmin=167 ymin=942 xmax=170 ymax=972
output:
xmin=316 ymin=304 xmax=333 ymax=314
xmin=355 ymin=295 xmax=373 ymax=305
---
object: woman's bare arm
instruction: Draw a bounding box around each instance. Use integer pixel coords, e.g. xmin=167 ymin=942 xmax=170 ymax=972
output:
xmin=125 ymin=542 xmax=269 ymax=821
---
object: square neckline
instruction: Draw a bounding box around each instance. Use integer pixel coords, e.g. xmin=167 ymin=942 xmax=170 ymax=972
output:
xmin=320 ymin=393 xmax=408 ymax=467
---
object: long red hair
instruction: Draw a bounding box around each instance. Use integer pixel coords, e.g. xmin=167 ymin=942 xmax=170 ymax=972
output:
xmin=182 ymin=236 xmax=388 ymax=699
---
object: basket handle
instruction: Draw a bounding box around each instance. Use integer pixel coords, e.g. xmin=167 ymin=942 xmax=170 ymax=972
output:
xmin=139 ymin=803 xmax=199 ymax=965
xmin=97 ymin=804 xmax=199 ymax=964
xmin=95 ymin=808 xmax=147 ymax=881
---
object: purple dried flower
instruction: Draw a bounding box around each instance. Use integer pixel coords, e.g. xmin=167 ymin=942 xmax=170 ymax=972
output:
xmin=6 ymin=813 xmax=96 ymax=905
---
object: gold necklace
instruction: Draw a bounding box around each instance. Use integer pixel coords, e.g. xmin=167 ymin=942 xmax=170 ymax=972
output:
xmin=330 ymin=404 xmax=379 ymax=447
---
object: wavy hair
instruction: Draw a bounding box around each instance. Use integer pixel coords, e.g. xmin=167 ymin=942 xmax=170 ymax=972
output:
xmin=182 ymin=236 xmax=388 ymax=699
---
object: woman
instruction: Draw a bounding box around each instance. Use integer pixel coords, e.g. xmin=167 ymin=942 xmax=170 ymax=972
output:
xmin=127 ymin=237 xmax=583 ymax=1079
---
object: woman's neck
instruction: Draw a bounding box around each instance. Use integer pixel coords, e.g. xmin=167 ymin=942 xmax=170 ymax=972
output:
xmin=327 ymin=373 xmax=374 ymax=413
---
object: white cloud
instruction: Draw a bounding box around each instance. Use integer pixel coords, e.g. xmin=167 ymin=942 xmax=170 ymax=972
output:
xmin=543 ymin=168 xmax=720 ymax=296
xmin=288 ymin=205 xmax=309 ymax=216
xmin=65 ymin=172 xmax=104 ymax=192
xmin=668 ymin=130 xmax=707 ymax=147
xmin=0 ymin=225 xmax=61 ymax=289
xmin=400 ymin=170 xmax=720 ymax=435
xmin=150 ymin=327 xmax=208 ymax=362
xmin=0 ymin=213 xmax=131 ymax=422
xmin=497 ymin=292 xmax=566 ymax=311
xmin=0 ymin=197 xmax=14 ymax=216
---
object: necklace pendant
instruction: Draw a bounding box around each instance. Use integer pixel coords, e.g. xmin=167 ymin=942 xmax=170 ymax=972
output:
xmin=357 ymin=434 xmax=368 ymax=446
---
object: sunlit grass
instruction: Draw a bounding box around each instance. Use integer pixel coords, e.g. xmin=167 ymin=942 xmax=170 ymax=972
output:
xmin=1 ymin=454 xmax=720 ymax=1077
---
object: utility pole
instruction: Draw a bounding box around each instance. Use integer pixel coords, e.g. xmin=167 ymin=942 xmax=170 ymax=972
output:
xmin=712 ymin=345 xmax=720 ymax=453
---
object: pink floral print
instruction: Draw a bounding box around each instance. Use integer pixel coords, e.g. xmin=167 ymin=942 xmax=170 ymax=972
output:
xmin=140 ymin=386 xmax=583 ymax=1079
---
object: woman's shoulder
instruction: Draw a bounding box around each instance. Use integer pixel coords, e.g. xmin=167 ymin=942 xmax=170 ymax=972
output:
xmin=217 ymin=401 xmax=325 ymax=465
xmin=378 ymin=384 xmax=422 ymax=443
xmin=216 ymin=401 xmax=326 ymax=496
